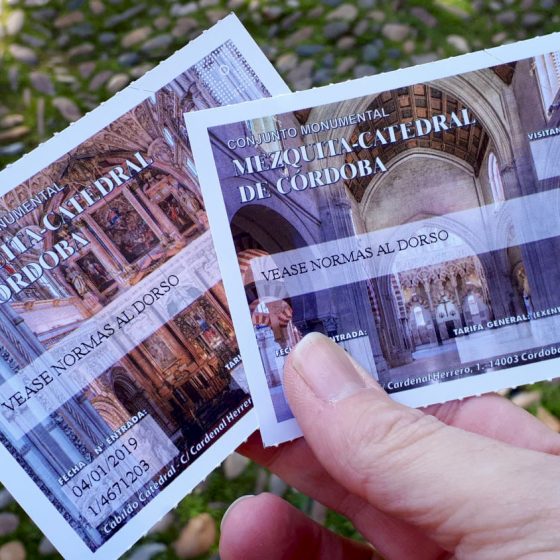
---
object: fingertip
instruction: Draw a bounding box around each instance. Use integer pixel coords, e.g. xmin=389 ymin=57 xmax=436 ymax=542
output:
xmin=284 ymin=332 xmax=318 ymax=376
xmin=288 ymin=332 xmax=333 ymax=367
xmin=220 ymin=494 xmax=256 ymax=531
xmin=220 ymin=493 xmax=292 ymax=560
xmin=220 ymin=491 xmax=378 ymax=560
xmin=219 ymin=494 xmax=260 ymax=560
xmin=287 ymin=331 xmax=378 ymax=404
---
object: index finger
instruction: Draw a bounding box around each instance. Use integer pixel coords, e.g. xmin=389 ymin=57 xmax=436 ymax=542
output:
xmin=423 ymin=392 xmax=560 ymax=454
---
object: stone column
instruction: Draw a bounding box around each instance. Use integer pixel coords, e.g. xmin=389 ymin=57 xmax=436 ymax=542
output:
xmin=256 ymin=326 xmax=282 ymax=387
xmin=450 ymin=276 xmax=465 ymax=325
xmin=58 ymin=395 xmax=110 ymax=451
xmin=122 ymin=356 xmax=177 ymax=435
xmin=479 ymin=252 xmax=515 ymax=319
xmin=316 ymin=190 xmax=391 ymax=378
xmin=371 ymin=277 xmax=412 ymax=369
xmin=82 ymin=214 xmax=131 ymax=273
xmin=121 ymin=188 xmax=169 ymax=246
xmin=78 ymin=217 xmax=128 ymax=287
xmin=500 ymin=161 xmax=560 ymax=310
xmin=131 ymin=182 xmax=183 ymax=243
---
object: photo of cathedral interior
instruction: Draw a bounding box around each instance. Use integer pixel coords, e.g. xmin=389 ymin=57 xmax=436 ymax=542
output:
xmin=0 ymin=40 xmax=268 ymax=549
xmin=211 ymin=51 xmax=560 ymax=421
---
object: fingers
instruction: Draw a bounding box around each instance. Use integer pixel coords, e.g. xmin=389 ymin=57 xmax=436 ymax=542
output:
xmin=424 ymin=394 xmax=560 ymax=454
xmin=220 ymin=493 xmax=378 ymax=560
xmin=239 ymin=387 xmax=560 ymax=559
xmin=240 ymin=433 xmax=445 ymax=560
xmin=284 ymin=333 xmax=560 ymax=554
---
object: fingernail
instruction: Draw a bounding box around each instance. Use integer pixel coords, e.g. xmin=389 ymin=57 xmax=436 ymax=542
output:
xmin=220 ymin=494 xmax=255 ymax=531
xmin=290 ymin=333 xmax=366 ymax=402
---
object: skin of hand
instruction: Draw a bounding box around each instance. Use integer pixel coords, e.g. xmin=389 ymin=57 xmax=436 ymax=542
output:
xmin=219 ymin=332 xmax=560 ymax=560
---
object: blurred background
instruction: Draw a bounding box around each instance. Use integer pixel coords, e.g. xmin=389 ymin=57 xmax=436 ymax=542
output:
xmin=0 ymin=0 xmax=559 ymax=558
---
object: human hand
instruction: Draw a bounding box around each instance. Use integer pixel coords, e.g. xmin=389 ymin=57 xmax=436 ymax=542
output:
xmin=220 ymin=333 xmax=560 ymax=560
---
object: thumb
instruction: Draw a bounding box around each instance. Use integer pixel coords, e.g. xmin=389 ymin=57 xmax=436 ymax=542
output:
xmin=284 ymin=333 xmax=560 ymax=556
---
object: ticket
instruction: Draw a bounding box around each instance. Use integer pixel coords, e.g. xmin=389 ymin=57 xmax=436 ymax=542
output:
xmin=186 ymin=33 xmax=560 ymax=445
xmin=0 ymin=14 xmax=288 ymax=558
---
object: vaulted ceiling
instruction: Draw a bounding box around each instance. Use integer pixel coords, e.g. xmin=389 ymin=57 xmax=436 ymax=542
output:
xmin=345 ymin=84 xmax=490 ymax=202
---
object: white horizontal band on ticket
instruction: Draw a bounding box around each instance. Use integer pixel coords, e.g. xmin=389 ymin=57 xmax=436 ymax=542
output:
xmin=251 ymin=187 xmax=560 ymax=301
xmin=0 ymin=231 xmax=222 ymax=439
